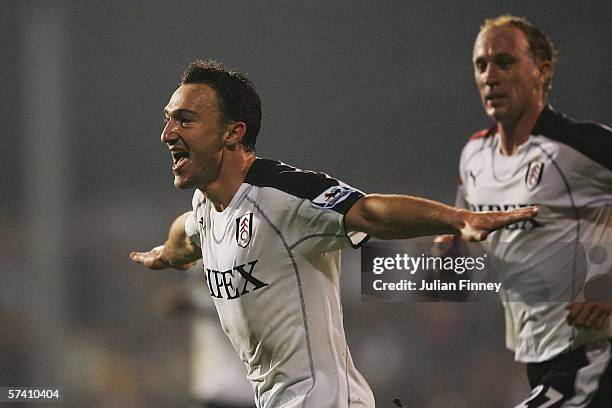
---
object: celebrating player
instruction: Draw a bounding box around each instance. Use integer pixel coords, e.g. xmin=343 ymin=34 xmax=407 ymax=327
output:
xmin=130 ymin=59 xmax=538 ymax=407
xmin=452 ymin=15 xmax=612 ymax=407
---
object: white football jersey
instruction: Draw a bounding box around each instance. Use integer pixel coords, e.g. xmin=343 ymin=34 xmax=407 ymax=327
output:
xmin=457 ymin=106 xmax=612 ymax=363
xmin=185 ymin=158 xmax=374 ymax=408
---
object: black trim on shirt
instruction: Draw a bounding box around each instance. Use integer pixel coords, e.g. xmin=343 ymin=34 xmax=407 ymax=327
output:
xmin=532 ymin=105 xmax=612 ymax=171
xmin=245 ymin=158 xmax=364 ymax=215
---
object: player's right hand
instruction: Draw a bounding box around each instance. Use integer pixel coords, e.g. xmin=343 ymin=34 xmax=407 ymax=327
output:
xmin=130 ymin=245 xmax=195 ymax=270
xmin=458 ymin=206 xmax=539 ymax=241
xmin=565 ymin=301 xmax=612 ymax=330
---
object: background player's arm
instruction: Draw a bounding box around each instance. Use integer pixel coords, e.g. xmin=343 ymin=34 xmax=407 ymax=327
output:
xmin=130 ymin=212 xmax=201 ymax=270
xmin=345 ymin=194 xmax=538 ymax=241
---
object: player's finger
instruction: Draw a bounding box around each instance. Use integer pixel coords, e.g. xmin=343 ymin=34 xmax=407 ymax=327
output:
xmin=491 ymin=206 xmax=539 ymax=227
xmin=584 ymin=307 xmax=601 ymax=329
xmin=573 ymin=304 xmax=596 ymax=329
xmin=131 ymin=251 xmax=163 ymax=269
xmin=596 ymin=313 xmax=610 ymax=330
xmin=566 ymin=302 xmax=584 ymax=325
xmin=130 ymin=251 xmax=145 ymax=264
xmin=594 ymin=306 xmax=612 ymax=330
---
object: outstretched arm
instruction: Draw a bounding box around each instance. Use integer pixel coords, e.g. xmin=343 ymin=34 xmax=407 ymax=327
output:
xmin=130 ymin=212 xmax=201 ymax=270
xmin=345 ymin=194 xmax=538 ymax=241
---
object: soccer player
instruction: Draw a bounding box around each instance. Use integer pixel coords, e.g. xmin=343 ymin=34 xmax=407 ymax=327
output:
xmin=130 ymin=59 xmax=538 ymax=407
xmin=452 ymin=15 xmax=612 ymax=407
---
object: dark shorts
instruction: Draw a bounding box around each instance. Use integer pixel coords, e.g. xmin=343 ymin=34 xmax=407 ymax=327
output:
xmin=514 ymin=340 xmax=612 ymax=407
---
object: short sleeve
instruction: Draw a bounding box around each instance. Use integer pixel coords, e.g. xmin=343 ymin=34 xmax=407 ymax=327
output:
xmin=185 ymin=210 xmax=201 ymax=247
xmin=307 ymin=182 xmax=368 ymax=247
xmin=286 ymin=180 xmax=367 ymax=255
xmin=245 ymin=159 xmax=368 ymax=255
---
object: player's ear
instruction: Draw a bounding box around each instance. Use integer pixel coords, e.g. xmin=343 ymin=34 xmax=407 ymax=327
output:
xmin=537 ymin=60 xmax=553 ymax=90
xmin=224 ymin=122 xmax=247 ymax=150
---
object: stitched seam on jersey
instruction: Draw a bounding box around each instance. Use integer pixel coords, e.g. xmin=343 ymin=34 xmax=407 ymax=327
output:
xmin=195 ymin=200 xmax=206 ymax=212
xmin=211 ymin=215 xmax=231 ymax=244
xmin=245 ymin=196 xmax=317 ymax=407
xmin=193 ymin=201 xmax=206 ymax=234
xmin=580 ymin=198 xmax=612 ymax=207
xmin=194 ymin=201 xmax=207 ymax=249
xmin=258 ymin=185 xmax=366 ymax=250
xmin=188 ymin=206 xmax=206 ymax=249
xmin=533 ymin=142 xmax=581 ymax=345
xmin=210 ymin=186 xmax=253 ymax=244
xmin=288 ymin=233 xmax=345 ymax=251
xmin=345 ymin=343 xmax=351 ymax=406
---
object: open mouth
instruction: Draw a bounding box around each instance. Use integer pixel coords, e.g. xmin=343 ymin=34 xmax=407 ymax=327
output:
xmin=485 ymin=94 xmax=506 ymax=108
xmin=171 ymin=151 xmax=190 ymax=169
xmin=486 ymin=94 xmax=505 ymax=101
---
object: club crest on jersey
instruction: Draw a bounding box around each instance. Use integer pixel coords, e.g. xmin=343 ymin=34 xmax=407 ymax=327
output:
xmin=312 ymin=185 xmax=353 ymax=209
xmin=236 ymin=213 xmax=253 ymax=248
xmin=525 ymin=161 xmax=545 ymax=191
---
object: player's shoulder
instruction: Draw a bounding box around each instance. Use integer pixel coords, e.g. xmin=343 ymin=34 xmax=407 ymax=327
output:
xmin=533 ymin=105 xmax=612 ymax=171
xmin=460 ymin=124 xmax=497 ymax=159
xmin=533 ymin=105 xmax=611 ymax=140
xmin=468 ymin=124 xmax=497 ymax=142
xmin=191 ymin=189 xmax=206 ymax=211
xmin=245 ymin=158 xmax=361 ymax=202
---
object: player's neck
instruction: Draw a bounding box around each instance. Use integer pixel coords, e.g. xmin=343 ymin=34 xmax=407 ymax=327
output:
xmin=497 ymin=101 xmax=545 ymax=156
xmin=201 ymin=151 xmax=257 ymax=212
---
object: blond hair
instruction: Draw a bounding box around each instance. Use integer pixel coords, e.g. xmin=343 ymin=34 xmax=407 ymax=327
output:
xmin=480 ymin=15 xmax=558 ymax=93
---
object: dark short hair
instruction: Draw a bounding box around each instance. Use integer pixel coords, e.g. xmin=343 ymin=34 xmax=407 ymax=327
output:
xmin=181 ymin=59 xmax=262 ymax=152
xmin=480 ymin=15 xmax=559 ymax=94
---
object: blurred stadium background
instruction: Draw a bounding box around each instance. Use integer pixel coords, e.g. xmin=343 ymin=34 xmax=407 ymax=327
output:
xmin=2 ymin=1 xmax=611 ymax=406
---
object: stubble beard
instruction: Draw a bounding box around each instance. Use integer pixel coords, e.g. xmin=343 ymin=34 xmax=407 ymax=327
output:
xmin=174 ymin=161 xmax=221 ymax=191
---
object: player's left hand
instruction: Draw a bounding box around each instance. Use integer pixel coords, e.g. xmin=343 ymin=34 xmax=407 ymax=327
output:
xmin=458 ymin=206 xmax=539 ymax=241
xmin=565 ymin=302 xmax=612 ymax=330
xmin=130 ymin=245 xmax=197 ymax=270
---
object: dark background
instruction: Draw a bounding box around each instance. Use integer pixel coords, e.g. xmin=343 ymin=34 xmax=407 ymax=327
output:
xmin=2 ymin=1 xmax=611 ymax=406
